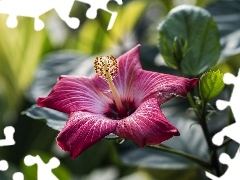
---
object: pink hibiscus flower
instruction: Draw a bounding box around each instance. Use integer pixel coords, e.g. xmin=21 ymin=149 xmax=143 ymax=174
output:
xmin=37 ymin=45 xmax=197 ymax=158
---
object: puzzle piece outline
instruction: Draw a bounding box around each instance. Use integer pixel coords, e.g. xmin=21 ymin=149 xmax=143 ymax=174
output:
xmin=0 ymin=159 xmax=25 ymax=180
xmin=0 ymin=126 xmax=15 ymax=147
xmin=213 ymin=69 xmax=240 ymax=145
xmin=206 ymin=147 xmax=240 ymax=180
xmin=78 ymin=0 xmax=122 ymax=30
xmin=0 ymin=0 xmax=122 ymax=31
xmin=0 ymin=125 xmax=61 ymax=179
xmin=206 ymin=69 xmax=240 ymax=179
xmin=1 ymin=155 xmax=61 ymax=180
xmin=24 ymin=155 xmax=60 ymax=180
xmin=0 ymin=126 xmax=24 ymax=180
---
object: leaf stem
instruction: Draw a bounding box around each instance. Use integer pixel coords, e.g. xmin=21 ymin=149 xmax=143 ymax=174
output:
xmin=187 ymin=93 xmax=198 ymax=114
xmin=188 ymin=92 xmax=220 ymax=175
xmin=147 ymin=145 xmax=211 ymax=170
xmin=181 ymin=74 xmax=221 ymax=175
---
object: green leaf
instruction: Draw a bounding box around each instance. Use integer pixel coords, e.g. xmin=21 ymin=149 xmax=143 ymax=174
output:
xmin=27 ymin=51 xmax=94 ymax=101
xmin=199 ymin=70 xmax=224 ymax=101
xmin=206 ymin=1 xmax=240 ymax=61
xmin=23 ymin=105 xmax=67 ymax=131
xmin=137 ymin=168 xmax=206 ymax=180
xmin=158 ymin=5 xmax=221 ymax=75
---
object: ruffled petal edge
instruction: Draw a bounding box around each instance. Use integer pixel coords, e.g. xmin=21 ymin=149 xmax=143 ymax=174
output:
xmin=115 ymin=98 xmax=179 ymax=147
xmin=57 ymin=111 xmax=117 ymax=158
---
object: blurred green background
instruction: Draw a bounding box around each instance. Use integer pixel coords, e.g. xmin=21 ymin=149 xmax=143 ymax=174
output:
xmin=0 ymin=0 xmax=240 ymax=179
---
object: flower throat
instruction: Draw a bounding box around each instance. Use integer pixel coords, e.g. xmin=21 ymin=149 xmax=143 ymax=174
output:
xmin=94 ymin=56 xmax=126 ymax=115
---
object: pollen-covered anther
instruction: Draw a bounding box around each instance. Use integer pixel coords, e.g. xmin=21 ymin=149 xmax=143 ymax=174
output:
xmin=94 ymin=55 xmax=118 ymax=81
xmin=93 ymin=55 xmax=125 ymax=114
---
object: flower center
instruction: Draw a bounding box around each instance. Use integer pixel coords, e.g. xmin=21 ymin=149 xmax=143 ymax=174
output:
xmin=105 ymin=100 xmax=136 ymax=120
xmin=94 ymin=55 xmax=126 ymax=114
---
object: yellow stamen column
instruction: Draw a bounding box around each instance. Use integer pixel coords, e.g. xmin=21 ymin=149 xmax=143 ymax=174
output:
xmin=94 ymin=56 xmax=125 ymax=114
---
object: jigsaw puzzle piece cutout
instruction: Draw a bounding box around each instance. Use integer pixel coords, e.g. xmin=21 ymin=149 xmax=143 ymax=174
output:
xmin=0 ymin=0 xmax=122 ymax=30
xmin=214 ymin=70 xmax=240 ymax=146
xmin=0 ymin=0 xmax=80 ymax=30
xmin=6 ymin=15 xmax=18 ymax=28
xmin=54 ymin=0 xmax=80 ymax=29
xmin=34 ymin=18 xmax=45 ymax=31
xmin=0 ymin=126 xmax=15 ymax=147
xmin=216 ymin=100 xmax=230 ymax=111
xmin=207 ymin=69 xmax=240 ymax=179
xmin=223 ymin=72 xmax=238 ymax=85
xmin=0 ymin=160 xmax=8 ymax=171
xmin=6 ymin=15 xmax=45 ymax=31
xmin=0 ymin=160 xmax=24 ymax=180
xmin=216 ymin=70 xmax=240 ymax=121
xmin=12 ymin=172 xmax=24 ymax=180
xmin=24 ymin=155 xmax=60 ymax=180
xmin=0 ymin=0 xmax=55 ymax=30
xmin=206 ymin=147 xmax=240 ymax=180
xmin=77 ymin=0 xmax=122 ymax=30
xmin=212 ymin=122 xmax=240 ymax=146
xmin=107 ymin=0 xmax=123 ymax=10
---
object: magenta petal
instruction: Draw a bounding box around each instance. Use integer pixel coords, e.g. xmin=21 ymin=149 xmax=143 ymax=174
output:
xmin=94 ymin=45 xmax=142 ymax=101
xmin=57 ymin=111 xmax=117 ymax=158
xmin=38 ymin=76 xmax=112 ymax=114
xmin=115 ymin=98 xmax=180 ymax=147
xmin=134 ymin=70 xmax=198 ymax=106
xmin=113 ymin=45 xmax=142 ymax=100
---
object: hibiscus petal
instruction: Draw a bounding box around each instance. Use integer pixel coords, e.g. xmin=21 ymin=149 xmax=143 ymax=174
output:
xmin=113 ymin=45 xmax=142 ymax=100
xmin=38 ymin=76 xmax=112 ymax=114
xmin=57 ymin=111 xmax=117 ymax=158
xmin=94 ymin=45 xmax=142 ymax=101
xmin=134 ymin=70 xmax=198 ymax=106
xmin=115 ymin=98 xmax=180 ymax=147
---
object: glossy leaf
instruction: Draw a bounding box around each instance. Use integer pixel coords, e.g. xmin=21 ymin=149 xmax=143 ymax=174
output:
xmin=158 ymin=5 xmax=221 ymax=75
xmin=205 ymin=1 xmax=240 ymax=61
xmin=23 ymin=105 xmax=67 ymax=131
xmin=138 ymin=168 xmax=206 ymax=180
xmin=199 ymin=70 xmax=224 ymax=101
xmin=27 ymin=51 xmax=94 ymax=101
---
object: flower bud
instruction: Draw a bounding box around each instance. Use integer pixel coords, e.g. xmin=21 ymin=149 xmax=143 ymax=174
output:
xmin=173 ymin=36 xmax=184 ymax=64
